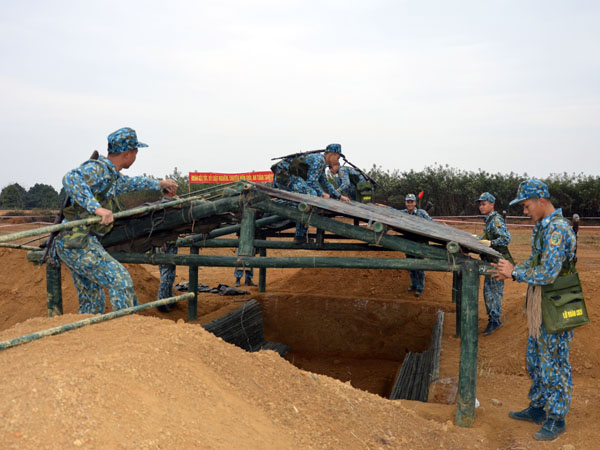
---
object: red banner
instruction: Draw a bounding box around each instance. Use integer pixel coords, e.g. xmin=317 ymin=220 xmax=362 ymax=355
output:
xmin=189 ymin=171 xmax=273 ymax=184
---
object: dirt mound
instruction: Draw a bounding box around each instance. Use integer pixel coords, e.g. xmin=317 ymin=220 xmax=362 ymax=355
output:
xmin=1 ymin=227 xmax=599 ymax=449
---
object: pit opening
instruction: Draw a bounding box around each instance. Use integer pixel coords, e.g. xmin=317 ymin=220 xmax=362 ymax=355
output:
xmin=257 ymin=295 xmax=443 ymax=398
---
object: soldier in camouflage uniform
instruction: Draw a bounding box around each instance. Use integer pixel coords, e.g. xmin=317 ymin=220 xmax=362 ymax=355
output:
xmin=154 ymin=191 xmax=179 ymax=313
xmin=330 ymin=162 xmax=368 ymax=201
xmin=495 ymin=179 xmax=577 ymax=441
xmin=272 ymin=143 xmax=350 ymax=243
xmin=400 ymin=193 xmax=433 ymax=297
xmin=55 ymin=127 xmax=177 ymax=314
xmin=476 ymin=192 xmax=513 ymax=336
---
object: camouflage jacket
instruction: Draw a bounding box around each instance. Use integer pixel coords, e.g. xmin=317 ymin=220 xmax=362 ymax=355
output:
xmin=62 ymin=155 xmax=161 ymax=215
xmin=400 ymin=208 xmax=433 ymax=221
xmin=337 ymin=166 xmax=366 ymax=197
xmin=482 ymin=211 xmax=511 ymax=247
xmin=513 ymin=209 xmax=576 ymax=285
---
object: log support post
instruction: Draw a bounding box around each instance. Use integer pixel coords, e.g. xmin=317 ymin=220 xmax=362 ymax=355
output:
xmin=455 ymin=260 xmax=479 ymax=427
xmin=188 ymin=246 xmax=199 ymax=321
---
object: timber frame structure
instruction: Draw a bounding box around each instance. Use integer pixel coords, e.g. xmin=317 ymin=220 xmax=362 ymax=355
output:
xmin=17 ymin=181 xmax=500 ymax=428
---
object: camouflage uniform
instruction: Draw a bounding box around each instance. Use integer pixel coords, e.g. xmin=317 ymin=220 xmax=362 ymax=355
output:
xmin=399 ymin=203 xmax=433 ymax=294
xmin=482 ymin=210 xmax=511 ymax=325
xmin=510 ymin=181 xmax=577 ymax=421
xmin=154 ymin=196 xmax=179 ymax=311
xmin=234 ymin=246 xmax=255 ymax=284
xmin=272 ymin=147 xmax=340 ymax=240
xmin=336 ymin=166 xmax=366 ymax=201
xmin=56 ymin=128 xmax=161 ymax=314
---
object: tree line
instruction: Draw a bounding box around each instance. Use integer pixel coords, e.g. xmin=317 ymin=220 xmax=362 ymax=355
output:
xmin=366 ymin=164 xmax=600 ymax=217
xmin=2 ymin=164 xmax=599 ymax=217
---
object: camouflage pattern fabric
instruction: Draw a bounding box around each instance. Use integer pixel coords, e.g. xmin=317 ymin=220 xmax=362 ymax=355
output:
xmin=62 ymin=155 xmax=161 ymax=215
xmin=157 ymin=243 xmax=178 ymax=300
xmin=57 ymin=154 xmax=161 ymax=313
xmin=336 ymin=166 xmax=366 ymax=200
xmin=399 ymin=208 xmax=433 ymax=293
xmin=514 ymin=208 xmax=577 ymax=419
xmin=107 ymin=127 xmax=148 ymax=154
xmin=56 ymin=236 xmax=138 ymax=314
xmin=482 ymin=211 xmax=511 ymax=324
xmin=509 ymin=179 xmax=551 ymax=206
xmin=273 ymin=153 xmax=338 ymax=239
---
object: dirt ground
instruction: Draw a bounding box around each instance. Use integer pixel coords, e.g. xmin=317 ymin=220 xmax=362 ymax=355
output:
xmin=0 ymin=219 xmax=599 ymax=449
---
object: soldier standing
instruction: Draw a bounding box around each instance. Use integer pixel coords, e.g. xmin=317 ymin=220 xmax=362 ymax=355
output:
xmin=476 ymin=192 xmax=513 ymax=336
xmin=494 ymin=179 xmax=577 ymax=441
xmin=56 ymin=127 xmax=177 ymax=314
xmin=400 ymin=193 xmax=433 ymax=297
xmin=272 ymin=143 xmax=349 ymax=243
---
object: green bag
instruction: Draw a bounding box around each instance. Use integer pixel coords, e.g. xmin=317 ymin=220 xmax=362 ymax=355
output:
xmin=542 ymin=270 xmax=589 ymax=334
xmin=355 ymin=181 xmax=373 ymax=203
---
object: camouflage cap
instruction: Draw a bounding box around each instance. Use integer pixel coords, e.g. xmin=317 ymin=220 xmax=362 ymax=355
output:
xmin=405 ymin=193 xmax=417 ymax=201
xmin=107 ymin=127 xmax=148 ymax=154
xmin=476 ymin=192 xmax=496 ymax=203
xmin=509 ymin=179 xmax=550 ymax=206
xmin=325 ymin=143 xmax=342 ymax=154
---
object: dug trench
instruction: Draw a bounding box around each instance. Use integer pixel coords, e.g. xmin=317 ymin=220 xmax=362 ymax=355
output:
xmin=257 ymin=293 xmax=445 ymax=398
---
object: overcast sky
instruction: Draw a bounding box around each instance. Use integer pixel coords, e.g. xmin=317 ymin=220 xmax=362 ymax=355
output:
xmin=1 ymin=0 xmax=599 ymax=191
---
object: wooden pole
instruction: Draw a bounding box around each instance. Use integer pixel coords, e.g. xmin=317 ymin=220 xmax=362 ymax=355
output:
xmin=455 ymin=260 xmax=479 ymax=427
xmin=186 ymin=238 xmax=389 ymax=251
xmin=46 ymin=261 xmax=63 ymax=317
xmin=452 ymin=270 xmax=462 ymax=337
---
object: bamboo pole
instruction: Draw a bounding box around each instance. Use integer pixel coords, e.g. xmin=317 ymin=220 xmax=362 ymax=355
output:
xmin=188 ymin=247 xmax=199 ymax=321
xmin=258 ymin=247 xmax=267 ymax=292
xmin=0 ymin=293 xmax=195 ymax=351
xmin=0 ymin=243 xmax=42 ymax=251
xmin=176 ymin=214 xmax=284 ymax=246
xmin=103 ymin=252 xmax=457 ymax=271
xmin=186 ymin=238 xmax=389 ymax=251
xmin=455 ymin=260 xmax=479 ymax=427
xmin=252 ymin=199 xmax=450 ymax=260
xmin=0 ymin=196 xmax=226 ymax=244
xmin=238 ymin=205 xmax=256 ymax=257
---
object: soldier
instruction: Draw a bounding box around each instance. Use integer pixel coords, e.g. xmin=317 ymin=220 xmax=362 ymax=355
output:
xmin=494 ymin=179 xmax=577 ymax=441
xmin=330 ymin=162 xmax=369 ymax=201
xmin=55 ymin=127 xmax=177 ymax=314
xmin=272 ymin=143 xmax=350 ymax=243
xmin=476 ymin=192 xmax=513 ymax=336
xmin=154 ymin=190 xmax=179 ymax=313
xmin=400 ymin=193 xmax=433 ymax=297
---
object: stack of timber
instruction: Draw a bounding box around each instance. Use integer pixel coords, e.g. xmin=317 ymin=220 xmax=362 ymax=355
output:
xmin=203 ymin=299 xmax=289 ymax=356
xmin=389 ymin=311 xmax=444 ymax=402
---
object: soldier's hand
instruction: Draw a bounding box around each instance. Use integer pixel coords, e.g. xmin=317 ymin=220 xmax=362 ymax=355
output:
xmin=94 ymin=207 xmax=114 ymax=226
xmin=480 ymin=239 xmax=492 ymax=247
xmin=322 ymin=193 xmax=331 ymax=199
xmin=491 ymin=259 xmax=514 ymax=281
xmin=161 ymin=179 xmax=178 ymax=195
xmin=340 ymin=195 xmax=350 ymax=202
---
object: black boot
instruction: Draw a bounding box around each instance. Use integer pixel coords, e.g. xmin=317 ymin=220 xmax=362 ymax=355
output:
xmin=508 ymin=406 xmax=547 ymax=424
xmin=483 ymin=320 xmax=503 ymax=336
xmin=534 ymin=417 xmax=566 ymax=441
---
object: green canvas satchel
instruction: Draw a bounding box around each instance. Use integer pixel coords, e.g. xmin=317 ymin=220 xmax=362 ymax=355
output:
xmin=542 ymin=270 xmax=589 ymax=334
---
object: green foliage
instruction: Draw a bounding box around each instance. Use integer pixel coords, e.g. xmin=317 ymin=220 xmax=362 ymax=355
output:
xmin=0 ymin=183 xmax=27 ymax=209
xmin=25 ymin=183 xmax=60 ymax=209
xmin=368 ymin=164 xmax=600 ymax=217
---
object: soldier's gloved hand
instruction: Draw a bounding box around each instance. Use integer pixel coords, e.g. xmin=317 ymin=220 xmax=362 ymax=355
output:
xmin=94 ymin=207 xmax=114 ymax=226
xmin=479 ymin=239 xmax=492 ymax=247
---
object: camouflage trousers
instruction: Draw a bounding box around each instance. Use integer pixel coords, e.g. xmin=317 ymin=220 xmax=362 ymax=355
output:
xmin=483 ymin=275 xmax=504 ymax=324
xmin=157 ymin=244 xmax=178 ymax=299
xmin=56 ymin=235 xmax=138 ymax=314
xmin=406 ymin=255 xmax=425 ymax=293
xmin=234 ymin=247 xmax=254 ymax=281
xmin=527 ymin=324 xmax=574 ymax=418
xmin=274 ymin=175 xmax=317 ymax=239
